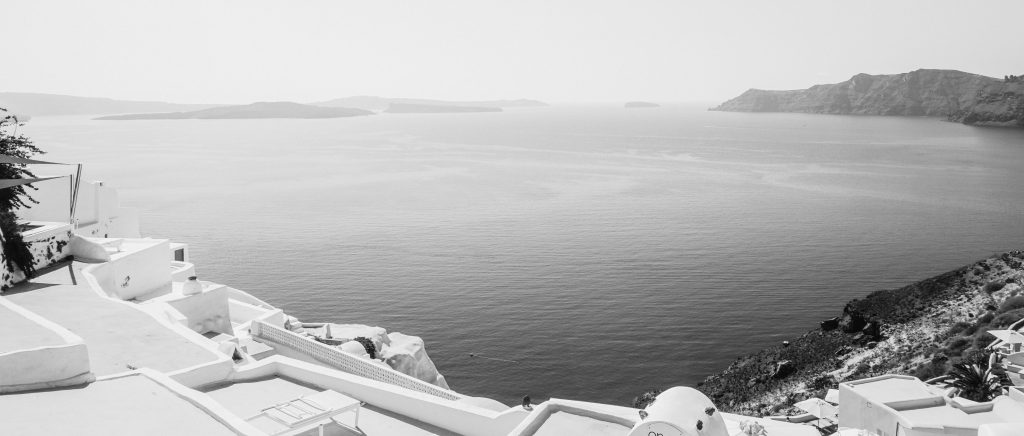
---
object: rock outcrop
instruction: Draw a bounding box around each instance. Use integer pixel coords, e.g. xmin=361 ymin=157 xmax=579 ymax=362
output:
xmin=711 ymin=69 xmax=1024 ymax=127
xmin=947 ymin=81 xmax=1024 ymax=127
xmin=323 ymin=324 xmax=390 ymax=352
xmin=382 ymin=332 xmax=450 ymax=389
xmin=314 ymin=324 xmax=450 ymax=389
xmin=839 ymin=306 xmax=868 ymax=333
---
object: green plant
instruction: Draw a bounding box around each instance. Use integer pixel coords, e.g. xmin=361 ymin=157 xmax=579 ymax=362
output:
xmin=632 ymin=388 xmax=661 ymax=409
xmin=946 ymin=337 xmax=972 ymax=355
xmin=0 ymin=211 xmax=34 ymax=277
xmin=990 ymin=309 xmax=1024 ymax=329
xmin=946 ymin=350 xmax=1010 ymax=402
xmin=984 ymin=281 xmax=1006 ymax=294
xmin=353 ymin=336 xmax=377 ymax=359
xmin=973 ymin=334 xmax=996 ymax=350
xmin=998 ymin=296 xmax=1024 ymax=313
xmin=0 ymin=108 xmax=45 ymax=279
xmin=947 ymin=321 xmax=972 ymax=335
xmin=978 ymin=312 xmax=995 ymax=325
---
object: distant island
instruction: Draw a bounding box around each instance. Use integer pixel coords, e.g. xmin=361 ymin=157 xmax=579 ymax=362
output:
xmin=711 ymin=69 xmax=1024 ymax=127
xmin=95 ymin=102 xmax=372 ymax=120
xmin=0 ymin=92 xmax=220 ymax=117
xmin=383 ymin=103 xmax=502 ymax=114
xmin=625 ymin=101 xmax=660 ymax=108
xmin=315 ymin=96 xmax=547 ymax=112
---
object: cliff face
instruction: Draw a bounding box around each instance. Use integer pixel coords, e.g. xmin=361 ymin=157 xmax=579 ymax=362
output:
xmin=948 ymin=81 xmax=1024 ymax=127
xmin=694 ymin=251 xmax=1024 ymax=417
xmin=712 ymin=69 xmax=1024 ymax=127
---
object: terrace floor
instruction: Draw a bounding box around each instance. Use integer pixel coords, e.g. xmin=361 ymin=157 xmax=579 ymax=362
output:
xmin=203 ymin=376 xmax=461 ymax=436
xmin=0 ymin=374 xmax=238 ymax=436
xmin=846 ymin=376 xmax=938 ymax=404
xmin=0 ymin=300 xmax=64 ymax=353
xmin=531 ymin=411 xmax=630 ymax=436
xmin=3 ymin=262 xmax=220 ymax=375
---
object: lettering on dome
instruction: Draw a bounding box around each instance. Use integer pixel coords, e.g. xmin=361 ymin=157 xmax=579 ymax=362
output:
xmin=631 ymin=422 xmax=684 ymax=436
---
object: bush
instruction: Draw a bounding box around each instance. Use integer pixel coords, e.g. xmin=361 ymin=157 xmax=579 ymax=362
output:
xmin=632 ymin=388 xmax=661 ymax=409
xmin=973 ymin=333 xmax=997 ymax=350
xmin=0 ymin=109 xmax=45 ymax=280
xmin=990 ymin=309 xmax=1024 ymax=329
xmin=998 ymin=296 xmax=1024 ymax=313
xmin=947 ymin=337 xmax=972 ymax=355
xmin=0 ymin=211 xmax=35 ymax=278
xmin=809 ymin=374 xmax=835 ymax=390
xmin=964 ymin=324 xmax=981 ymax=335
xmin=948 ymin=321 xmax=972 ymax=335
xmin=915 ymin=360 xmax=949 ymax=381
xmin=978 ymin=312 xmax=995 ymax=325
xmin=852 ymin=363 xmax=872 ymax=378
xmin=984 ymin=281 xmax=1007 ymax=294
xmin=353 ymin=337 xmax=377 ymax=359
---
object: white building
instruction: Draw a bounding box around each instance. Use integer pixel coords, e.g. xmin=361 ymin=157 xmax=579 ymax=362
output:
xmin=839 ymin=375 xmax=1024 ymax=436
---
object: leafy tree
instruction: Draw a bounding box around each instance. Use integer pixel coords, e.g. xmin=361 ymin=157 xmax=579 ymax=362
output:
xmin=0 ymin=108 xmax=45 ymax=279
xmin=946 ymin=350 xmax=1010 ymax=402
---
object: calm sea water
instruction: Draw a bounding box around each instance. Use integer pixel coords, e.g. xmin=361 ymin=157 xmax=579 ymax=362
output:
xmin=23 ymin=105 xmax=1024 ymax=406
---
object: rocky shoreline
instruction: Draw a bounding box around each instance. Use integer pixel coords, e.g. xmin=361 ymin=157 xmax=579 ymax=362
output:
xmin=694 ymin=251 xmax=1024 ymax=417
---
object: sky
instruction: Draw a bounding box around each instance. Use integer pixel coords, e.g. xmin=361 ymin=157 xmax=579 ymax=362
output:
xmin=2 ymin=0 xmax=1023 ymax=104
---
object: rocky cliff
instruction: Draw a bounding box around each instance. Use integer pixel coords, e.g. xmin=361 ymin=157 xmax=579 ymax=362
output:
xmin=307 ymin=322 xmax=450 ymax=389
xmin=692 ymin=251 xmax=1024 ymax=417
xmin=948 ymin=81 xmax=1024 ymax=127
xmin=711 ymin=69 xmax=1024 ymax=127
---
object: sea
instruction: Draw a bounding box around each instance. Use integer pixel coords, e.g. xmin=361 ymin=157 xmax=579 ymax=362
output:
xmin=21 ymin=104 xmax=1024 ymax=406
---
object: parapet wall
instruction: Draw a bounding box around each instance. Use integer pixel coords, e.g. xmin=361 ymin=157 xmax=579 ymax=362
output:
xmin=0 ymin=223 xmax=72 ymax=290
xmin=0 ymin=298 xmax=93 ymax=393
xmin=250 ymin=320 xmax=463 ymax=401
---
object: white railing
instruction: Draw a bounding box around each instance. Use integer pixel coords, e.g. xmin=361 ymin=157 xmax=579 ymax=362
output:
xmin=250 ymin=320 xmax=462 ymax=401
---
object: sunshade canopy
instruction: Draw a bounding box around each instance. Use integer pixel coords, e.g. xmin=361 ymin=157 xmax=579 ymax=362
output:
xmin=0 ymin=155 xmax=67 ymax=165
xmin=794 ymin=398 xmax=838 ymax=422
xmin=824 ymin=389 xmax=840 ymax=404
xmin=0 ymin=176 xmax=65 ymax=190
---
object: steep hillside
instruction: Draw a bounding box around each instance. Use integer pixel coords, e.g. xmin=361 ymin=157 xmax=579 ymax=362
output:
xmin=948 ymin=81 xmax=1024 ymax=127
xmin=711 ymin=69 xmax=1024 ymax=127
xmin=693 ymin=251 xmax=1024 ymax=417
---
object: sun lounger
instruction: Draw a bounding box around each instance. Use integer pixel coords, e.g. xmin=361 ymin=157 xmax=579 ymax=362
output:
xmin=246 ymin=389 xmax=361 ymax=436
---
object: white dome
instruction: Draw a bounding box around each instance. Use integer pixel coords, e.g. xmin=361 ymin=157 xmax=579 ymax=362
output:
xmin=629 ymin=387 xmax=727 ymax=436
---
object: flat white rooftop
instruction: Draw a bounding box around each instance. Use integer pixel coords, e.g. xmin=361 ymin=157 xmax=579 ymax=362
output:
xmin=900 ymin=406 xmax=1007 ymax=428
xmin=531 ymin=410 xmax=629 ymax=436
xmin=0 ymin=374 xmax=237 ymax=436
xmin=847 ymin=376 xmax=938 ymax=403
xmin=4 ymin=264 xmax=219 ymax=375
xmin=0 ymin=302 xmax=64 ymax=353
xmin=203 ymin=376 xmax=460 ymax=436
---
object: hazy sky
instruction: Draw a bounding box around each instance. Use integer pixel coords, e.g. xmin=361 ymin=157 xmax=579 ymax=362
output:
xmin=3 ymin=0 xmax=1023 ymax=104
